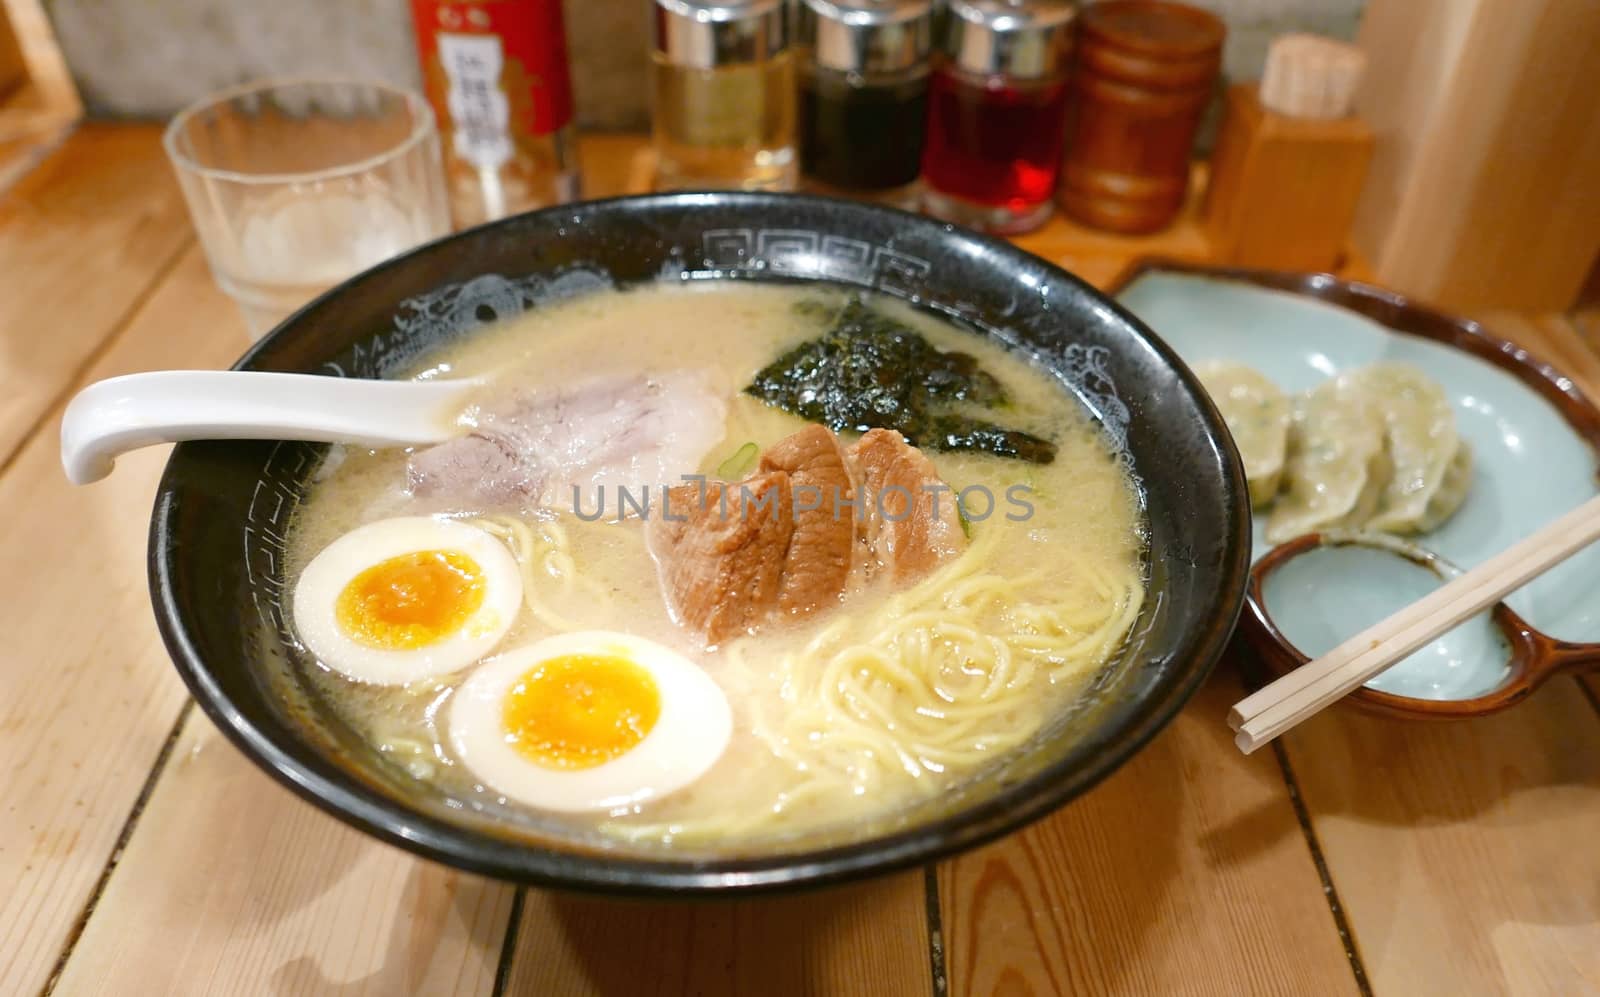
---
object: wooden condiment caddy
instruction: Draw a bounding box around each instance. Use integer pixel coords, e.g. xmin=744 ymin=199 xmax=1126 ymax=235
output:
xmin=1058 ymin=0 xmax=1225 ymax=236
xmin=1203 ymin=35 xmax=1373 ymax=271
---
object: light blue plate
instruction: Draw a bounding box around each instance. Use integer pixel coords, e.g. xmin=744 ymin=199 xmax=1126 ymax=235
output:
xmin=1117 ymin=270 xmax=1600 ymax=701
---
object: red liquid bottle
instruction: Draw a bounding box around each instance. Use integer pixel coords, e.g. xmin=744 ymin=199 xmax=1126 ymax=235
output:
xmin=920 ymin=0 xmax=1076 ymax=234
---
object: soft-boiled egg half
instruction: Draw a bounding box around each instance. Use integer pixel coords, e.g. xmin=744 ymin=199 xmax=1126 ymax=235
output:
xmin=450 ymin=632 xmax=732 ymax=813
xmin=293 ymin=517 xmax=523 ymax=684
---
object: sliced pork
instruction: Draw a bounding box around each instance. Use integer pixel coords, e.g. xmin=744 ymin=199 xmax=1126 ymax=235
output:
xmin=408 ymin=371 xmax=726 ymax=510
xmin=648 ymin=424 xmax=965 ymax=645
xmin=652 ymin=475 xmax=794 ymax=644
xmin=848 ymin=429 xmax=965 ymax=580
xmin=756 ymin=425 xmax=859 ymax=618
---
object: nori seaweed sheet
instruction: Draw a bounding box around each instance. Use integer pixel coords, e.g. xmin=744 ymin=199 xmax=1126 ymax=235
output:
xmin=746 ymin=298 xmax=1057 ymax=463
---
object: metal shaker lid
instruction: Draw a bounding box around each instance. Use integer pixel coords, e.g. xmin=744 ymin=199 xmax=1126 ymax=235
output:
xmin=941 ymin=0 xmax=1076 ymax=79
xmin=799 ymin=0 xmax=933 ymax=75
xmin=654 ymin=0 xmax=788 ymax=70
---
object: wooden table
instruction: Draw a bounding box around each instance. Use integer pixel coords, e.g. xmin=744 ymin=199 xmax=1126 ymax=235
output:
xmin=4 ymin=125 xmax=1599 ymax=997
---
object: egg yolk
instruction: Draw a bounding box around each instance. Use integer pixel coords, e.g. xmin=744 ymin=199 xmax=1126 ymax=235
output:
xmin=335 ymin=550 xmax=486 ymax=650
xmin=502 ymin=654 xmax=661 ymax=770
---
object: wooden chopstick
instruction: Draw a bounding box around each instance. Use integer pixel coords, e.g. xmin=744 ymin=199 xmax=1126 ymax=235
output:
xmin=1230 ymin=492 xmax=1600 ymax=754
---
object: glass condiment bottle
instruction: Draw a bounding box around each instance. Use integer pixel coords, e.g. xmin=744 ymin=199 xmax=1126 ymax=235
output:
xmin=410 ymin=0 xmax=582 ymax=228
xmin=797 ymin=0 xmax=933 ymax=207
xmin=920 ymin=0 xmax=1076 ymax=234
xmin=652 ymin=0 xmax=798 ymax=191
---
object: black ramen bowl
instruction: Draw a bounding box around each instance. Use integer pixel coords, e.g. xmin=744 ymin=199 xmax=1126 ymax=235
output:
xmin=151 ymin=193 xmax=1249 ymax=895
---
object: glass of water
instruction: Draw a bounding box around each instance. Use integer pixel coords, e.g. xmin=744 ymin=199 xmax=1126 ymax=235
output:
xmin=164 ymin=78 xmax=452 ymax=340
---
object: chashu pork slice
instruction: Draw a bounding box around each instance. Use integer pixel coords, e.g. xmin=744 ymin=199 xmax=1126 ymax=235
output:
xmin=408 ymin=371 xmax=726 ymax=511
xmin=649 ymin=424 xmax=966 ymax=645
xmin=848 ymin=428 xmax=965 ymax=580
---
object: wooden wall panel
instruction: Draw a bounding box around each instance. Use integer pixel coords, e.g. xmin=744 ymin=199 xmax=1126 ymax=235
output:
xmin=1352 ymin=0 xmax=1600 ymax=312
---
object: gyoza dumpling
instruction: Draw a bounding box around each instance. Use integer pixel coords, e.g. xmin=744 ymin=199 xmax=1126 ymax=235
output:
xmin=1266 ymin=375 xmax=1392 ymax=543
xmin=1195 ymin=361 xmax=1291 ymax=508
xmin=1346 ymin=362 xmax=1472 ymax=534
xmin=1423 ymin=442 xmax=1474 ymax=530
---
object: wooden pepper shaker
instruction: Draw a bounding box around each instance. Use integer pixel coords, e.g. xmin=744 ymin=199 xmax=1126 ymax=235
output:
xmin=1057 ymin=0 xmax=1224 ymax=235
xmin=1203 ymin=34 xmax=1374 ymax=271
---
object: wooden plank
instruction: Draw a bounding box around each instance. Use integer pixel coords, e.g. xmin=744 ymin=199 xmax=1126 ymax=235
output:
xmin=56 ymin=131 xmax=919 ymax=995
xmin=506 ymin=873 xmax=931 ymax=996
xmin=1017 ymin=165 xmax=1214 ymax=283
xmin=0 ymin=247 xmax=233 ymax=996
xmin=937 ymin=670 xmax=1359 ymax=997
xmin=26 ymin=125 xmax=1566 ymax=997
xmin=498 ymin=146 xmax=1214 ymax=997
xmin=51 ymin=710 xmax=512 ymax=997
xmin=0 ymin=122 xmax=64 ymax=192
xmin=1572 ymin=309 xmax=1600 ymax=356
xmin=1478 ymin=311 xmax=1600 ymax=786
xmin=0 ymin=123 xmax=191 ymax=464
xmin=1574 ymin=304 xmax=1600 ymax=624
xmin=1284 ymin=305 xmax=1600 ymax=995
xmin=0 ymin=0 xmax=81 ymax=142
xmin=1478 ymin=315 xmax=1600 ymax=713
xmin=33 ymin=248 xmax=510 ymax=995
xmin=1348 ymin=0 xmax=1479 ymax=289
xmin=1477 ymin=312 xmax=1600 ymax=400
xmin=1281 ymin=681 xmax=1600 ymax=994
xmin=1481 ymin=314 xmax=1600 ymax=715
xmin=1351 ymin=0 xmax=1600 ymax=311
xmin=33 ymin=130 xmax=653 ymax=993
xmin=0 ymin=2 xmax=26 ymax=101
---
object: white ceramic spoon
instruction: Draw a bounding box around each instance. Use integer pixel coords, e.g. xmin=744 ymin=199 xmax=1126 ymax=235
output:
xmin=60 ymin=371 xmax=482 ymax=485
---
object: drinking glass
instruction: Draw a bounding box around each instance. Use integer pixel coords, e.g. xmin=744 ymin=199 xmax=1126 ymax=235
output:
xmin=164 ymin=79 xmax=452 ymax=340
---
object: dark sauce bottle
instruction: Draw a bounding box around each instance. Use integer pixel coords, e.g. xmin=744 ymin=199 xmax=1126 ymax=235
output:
xmin=920 ymin=0 xmax=1076 ymax=234
xmin=798 ymin=0 xmax=933 ymax=207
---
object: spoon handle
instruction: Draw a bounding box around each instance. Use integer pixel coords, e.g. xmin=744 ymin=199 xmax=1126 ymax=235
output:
xmin=60 ymin=371 xmax=479 ymax=485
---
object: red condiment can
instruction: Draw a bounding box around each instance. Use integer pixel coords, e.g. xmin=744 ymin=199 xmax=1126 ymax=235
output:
xmin=410 ymin=0 xmax=581 ymax=227
xmin=1057 ymin=0 xmax=1223 ymax=234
